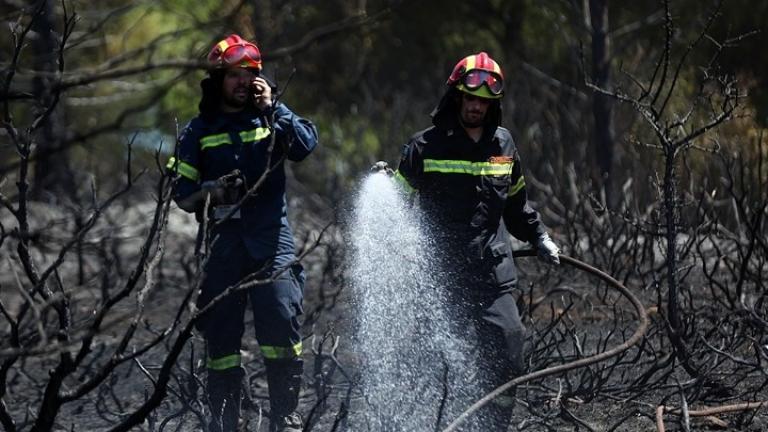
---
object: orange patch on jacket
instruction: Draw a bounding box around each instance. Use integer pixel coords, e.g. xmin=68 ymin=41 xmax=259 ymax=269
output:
xmin=488 ymin=156 xmax=513 ymax=164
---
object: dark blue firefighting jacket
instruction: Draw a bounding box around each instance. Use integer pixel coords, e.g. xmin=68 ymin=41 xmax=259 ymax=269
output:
xmin=168 ymin=102 xmax=318 ymax=265
xmin=395 ymin=89 xmax=545 ymax=287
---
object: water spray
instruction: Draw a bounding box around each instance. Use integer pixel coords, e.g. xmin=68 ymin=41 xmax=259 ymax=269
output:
xmin=349 ymin=172 xmax=484 ymax=431
xmin=348 ymin=171 xmax=649 ymax=432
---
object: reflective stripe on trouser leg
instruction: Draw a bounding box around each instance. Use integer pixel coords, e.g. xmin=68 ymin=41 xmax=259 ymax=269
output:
xmin=251 ymin=267 xmax=304 ymax=362
xmin=261 ymin=341 xmax=303 ymax=360
xmin=197 ymin=238 xmax=250 ymax=431
xmin=207 ymin=353 xmax=242 ymax=370
xmin=250 ymin=267 xmax=304 ymax=423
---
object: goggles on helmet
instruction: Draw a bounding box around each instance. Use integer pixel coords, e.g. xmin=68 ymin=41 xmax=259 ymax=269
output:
xmin=461 ymin=70 xmax=503 ymax=96
xmin=218 ymin=43 xmax=261 ymax=68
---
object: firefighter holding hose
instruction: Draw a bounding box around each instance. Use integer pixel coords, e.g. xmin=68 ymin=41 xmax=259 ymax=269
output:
xmin=373 ymin=51 xmax=560 ymax=429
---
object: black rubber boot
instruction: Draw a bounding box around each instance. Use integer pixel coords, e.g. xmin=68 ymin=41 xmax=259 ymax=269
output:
xmin=207 ymin=367 xmax=245 ymax=432
xmin=265 ymin=358 xmax=303 ymax=432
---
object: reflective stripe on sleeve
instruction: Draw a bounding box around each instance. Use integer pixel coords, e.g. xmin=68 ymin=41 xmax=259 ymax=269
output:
xmin=423 ymin=159 xmax=513 ymax=176
xmin=207 ymin=353 xmax=241 ymax=370
xmin=200 ymin=133 xmax=232 ymax=150
xmin=260 ymin=342 xmax=302 ymax=359
xmin=166 ymin=157 xmax=200 ymax=182
xmin=394 ymin=170 xmax=416 ymax=194
xmin=239 ymin=127 xmax=271 ymax=143
xmin=508 ymin=175 xmax=526 ymax=196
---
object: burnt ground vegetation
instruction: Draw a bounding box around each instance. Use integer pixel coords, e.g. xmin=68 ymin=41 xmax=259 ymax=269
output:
xmin=1 ymin=142 xmax=766 ymax=432
xmin=1 ymin=0 xmax=768 ymax=431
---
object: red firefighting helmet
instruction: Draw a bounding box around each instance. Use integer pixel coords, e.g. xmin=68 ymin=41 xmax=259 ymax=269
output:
xmin=207 ymin=34 xmax=262 ymax=71
xmin=446 ymin=52 xmax=504 ymax=99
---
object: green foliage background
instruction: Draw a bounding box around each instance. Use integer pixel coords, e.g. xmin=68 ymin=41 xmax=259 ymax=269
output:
xmin=1 ymin=0 xmax=766 ymax=210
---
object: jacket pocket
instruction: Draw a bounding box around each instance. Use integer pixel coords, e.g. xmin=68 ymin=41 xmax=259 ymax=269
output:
xmin=480 ymin=175 xmax=512 ymax=223
xmin=488 ymin=241 xmax=518 ymax=288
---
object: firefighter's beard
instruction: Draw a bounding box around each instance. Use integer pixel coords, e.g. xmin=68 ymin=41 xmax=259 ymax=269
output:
xmin=459 ymin=110 xmax=485 ymax=128
xmin=221 ymin=85 xmax=249 ymax=111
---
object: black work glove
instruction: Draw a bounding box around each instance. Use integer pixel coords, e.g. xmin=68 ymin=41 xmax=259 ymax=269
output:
xmin=201 ymin=170 xmax=244 ymax=205
xmin=219 ymin=170 xmax=245 ymax=203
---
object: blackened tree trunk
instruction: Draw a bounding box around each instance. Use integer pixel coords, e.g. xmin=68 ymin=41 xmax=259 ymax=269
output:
xmin=589 ymin=0 xmax=615 ymax=206
xmin=31 ymin=0 xmax=74 ymax=202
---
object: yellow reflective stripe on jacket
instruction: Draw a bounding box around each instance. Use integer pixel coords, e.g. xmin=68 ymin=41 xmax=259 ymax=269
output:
xmin=207 ymin=353 xmax=241 ymax=370
xmin=200 ymin=133 xmax=232 ymax=150
xmin=166 ymin=157 xmax=200 ymax=182
xmin=199 ymin=129 xmax=271 ymax=149
xmin=423 ymin=159 xmax=513 ymax=176
xmin=508 ymin=176 xmax=526 ymax=196
xmin=394 ymin=170 xmax=416 ymax=194
xmin=239 ymin=127 xmax=271 ymax=143
xmin=260 ymin=342 xmax=302 ymax=359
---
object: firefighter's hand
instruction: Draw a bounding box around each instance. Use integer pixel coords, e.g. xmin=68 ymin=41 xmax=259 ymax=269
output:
xmin=217 ymin=170 xmax=244 ymax=190
xmin=370 ymin=161 xmax=394 ymax=176
xmin=200 ymin=180 xmax=227 ymax=204
xmin=176 ymin=172 xmax=242 ymax=212
xmin=536 ymin=232 xmax=560 ymax=265
xmin=251 ymin=77 xmax=272 ymax=110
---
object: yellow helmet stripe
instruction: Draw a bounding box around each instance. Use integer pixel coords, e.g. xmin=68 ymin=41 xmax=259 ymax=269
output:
xmin=508 ymin=176 xmax=526 ymax=196
xmin=465 ymin=55 xmax=476 ymax=71
xmin=216 ymin=40 xmax=229 ymax=54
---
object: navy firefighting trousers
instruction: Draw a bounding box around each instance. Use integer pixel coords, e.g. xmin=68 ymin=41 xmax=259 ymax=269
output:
xmin=196 ymin=237 xmax=304 ymax=372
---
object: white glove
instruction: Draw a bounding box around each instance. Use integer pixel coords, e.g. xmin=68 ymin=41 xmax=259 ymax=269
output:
xmin=370 ymin=161 xmax=394 ymax=176
xmin=536 ymin=232 xmax=560 ymax=265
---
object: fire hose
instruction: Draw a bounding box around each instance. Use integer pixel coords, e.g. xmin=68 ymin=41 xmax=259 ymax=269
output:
xmin=442 ymin=251 xmax=650 ymax=432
